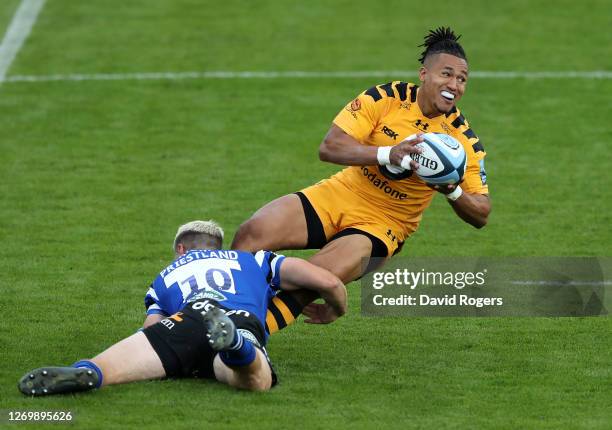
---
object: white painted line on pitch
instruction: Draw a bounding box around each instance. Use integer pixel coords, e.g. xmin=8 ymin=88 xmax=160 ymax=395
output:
xmin=0 ymin=0 xmax=46 ymax=83
xmin=510 ymin=281 xmax=612 ymax=286
xmin=1 ymin=69 xmax=611 ymax=84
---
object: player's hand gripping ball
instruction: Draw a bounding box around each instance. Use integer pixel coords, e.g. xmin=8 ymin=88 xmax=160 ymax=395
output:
xmin=410 ymin=132 xmax=466 ymax=184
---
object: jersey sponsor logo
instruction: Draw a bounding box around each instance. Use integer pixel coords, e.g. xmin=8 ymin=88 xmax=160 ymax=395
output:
xmin=187 ymin=288 xmax=227 ymax=303
xmin=160 ymin=250 xmax=238 ymax=277
xmin=360 ymin=166 xmax=408 ymax=200
xmin=160 ymin=318 xmax=176 ymax=330
xmin=191 ymin=299 xmax=251 ymax=317
xmin=382 ymin=125 xmax=399 ymax=140
xmin=414 ymin=119 xmax=430 ymax=131
xmin=345 ymin=98 xmax=362 ymax=119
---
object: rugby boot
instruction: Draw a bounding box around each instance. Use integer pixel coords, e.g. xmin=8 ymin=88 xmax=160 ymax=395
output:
xmin=201 ymin=307 xmax=236 ymax=351
xmin=18 ymin=366 xmax=99 ymax=396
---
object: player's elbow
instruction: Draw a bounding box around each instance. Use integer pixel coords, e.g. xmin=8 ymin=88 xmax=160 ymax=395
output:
xmin=471 ymin=198 xmax=491 ymax=229
xmin=319 ymin=138 xmax=334 ymax=162
xmin=472 ymin=209 xmax=491 ymax=229
xmin=322 ymin=275 xmax=344 ymax=294
xmin=337 ymin=300 xmax=348 ymax=317
xmin=321 ymin=276 xmax=347 ymax=316
xmin=473 ymin=219 xmax=487 ymax=229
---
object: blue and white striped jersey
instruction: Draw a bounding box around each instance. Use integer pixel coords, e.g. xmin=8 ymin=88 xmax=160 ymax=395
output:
xmin=145 ymin=249 xmax=284 ymax=328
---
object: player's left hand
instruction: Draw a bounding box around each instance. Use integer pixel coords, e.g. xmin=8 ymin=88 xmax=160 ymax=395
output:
xmin=302 ymin=303 xmax=340 ymax=324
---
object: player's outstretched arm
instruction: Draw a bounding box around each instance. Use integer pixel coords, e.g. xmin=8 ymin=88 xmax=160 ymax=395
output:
xmin=278 ymin=257 xmax=347 ymax=320
xmin=319 ymin=124 xmax=422 ymax=169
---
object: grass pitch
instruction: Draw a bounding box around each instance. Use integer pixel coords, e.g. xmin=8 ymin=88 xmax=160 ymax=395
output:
xmin=0 ymin=1 xmax=611 ymax=429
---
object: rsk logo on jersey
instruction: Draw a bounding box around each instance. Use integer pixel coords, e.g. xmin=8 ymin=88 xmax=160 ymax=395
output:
xmin=414 ymin=119 xmax=429 ymax=131
xmin=382 ymin=125 xmax=399 ymax=140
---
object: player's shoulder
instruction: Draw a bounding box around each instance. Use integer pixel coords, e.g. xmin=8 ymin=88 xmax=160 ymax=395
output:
xmin=359 ymin=81 xmax=418 ymax=104
xmin=250 ymin=250 xmax=285 ymax=287
xmin=229 ymin=249 xmax=268 ymax=269
xmin=444 ymin=106 xmax=485 ymax=157
xmin=251 ymin=250 xmax=284 ymax=268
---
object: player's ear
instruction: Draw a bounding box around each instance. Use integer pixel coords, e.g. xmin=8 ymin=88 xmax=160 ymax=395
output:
xmin=176 ymin=243 xmax=186 ymax=256
xmin=419 ymin=66 xmax=427 ymax=83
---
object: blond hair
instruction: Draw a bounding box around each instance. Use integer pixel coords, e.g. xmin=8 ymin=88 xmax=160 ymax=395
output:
xmin=173 ymin=220 xmax=224 ymax=252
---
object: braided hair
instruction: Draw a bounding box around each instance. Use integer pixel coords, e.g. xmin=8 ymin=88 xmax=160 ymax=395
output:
xmin=418 ymin=27 xmax=467 ymax=64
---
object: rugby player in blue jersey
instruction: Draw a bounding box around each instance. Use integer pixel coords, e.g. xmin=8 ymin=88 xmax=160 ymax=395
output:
xmin=18 ymin=221 xmax=346 ymax=395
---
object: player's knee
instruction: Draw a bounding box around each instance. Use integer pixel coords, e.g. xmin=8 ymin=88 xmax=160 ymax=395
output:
xmin=240 ymin=370 xmax=272 ymax=392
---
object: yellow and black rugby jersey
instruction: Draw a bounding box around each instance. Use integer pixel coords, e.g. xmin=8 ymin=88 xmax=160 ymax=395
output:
xmin=331 ymin=81 xmax=488 ymax=233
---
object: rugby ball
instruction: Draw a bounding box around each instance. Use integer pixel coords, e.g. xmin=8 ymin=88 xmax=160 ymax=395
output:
xmin=410 ymin=133 xmax=466 ymax=184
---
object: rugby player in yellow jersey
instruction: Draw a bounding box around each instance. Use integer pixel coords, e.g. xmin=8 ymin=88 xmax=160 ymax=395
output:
xmin=232 ymin=27 xmax=491 ymax=329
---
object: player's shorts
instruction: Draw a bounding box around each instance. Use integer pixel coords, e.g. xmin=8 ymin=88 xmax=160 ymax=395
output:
xmin=298 ymin=177 xmax=406 ymax=257
xmin=143 ymin=299 xmax=277 ymax=386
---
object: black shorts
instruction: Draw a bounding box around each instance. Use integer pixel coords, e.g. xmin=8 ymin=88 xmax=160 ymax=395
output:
xmin=143 ymin=299 xmax=277 ymax=386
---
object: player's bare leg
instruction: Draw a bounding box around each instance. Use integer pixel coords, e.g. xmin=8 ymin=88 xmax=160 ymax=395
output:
xmin=203 ymin=307 xmax=272 ymax=391
xmin=231 ymin=194 xmax=308 ymax=251
xmin=18 ymin=332 xmax=165 ymax=396
xmin=90 ymin=332 xmax=166 ymax=385
xmin=213 ymin=350 xmax=272 ymax=391
xmin=309 ymin=234 xmax=379 ymax=283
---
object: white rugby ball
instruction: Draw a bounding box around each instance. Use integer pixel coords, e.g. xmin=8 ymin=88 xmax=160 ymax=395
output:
xmin=410 ymin=133 xmax=466 ymax=184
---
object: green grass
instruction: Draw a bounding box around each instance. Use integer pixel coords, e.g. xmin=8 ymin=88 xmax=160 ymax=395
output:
xmin=0 ymin=1 xmax=19 ymax=34
xmin=1 ymin=0 xmax=611 ymax=429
